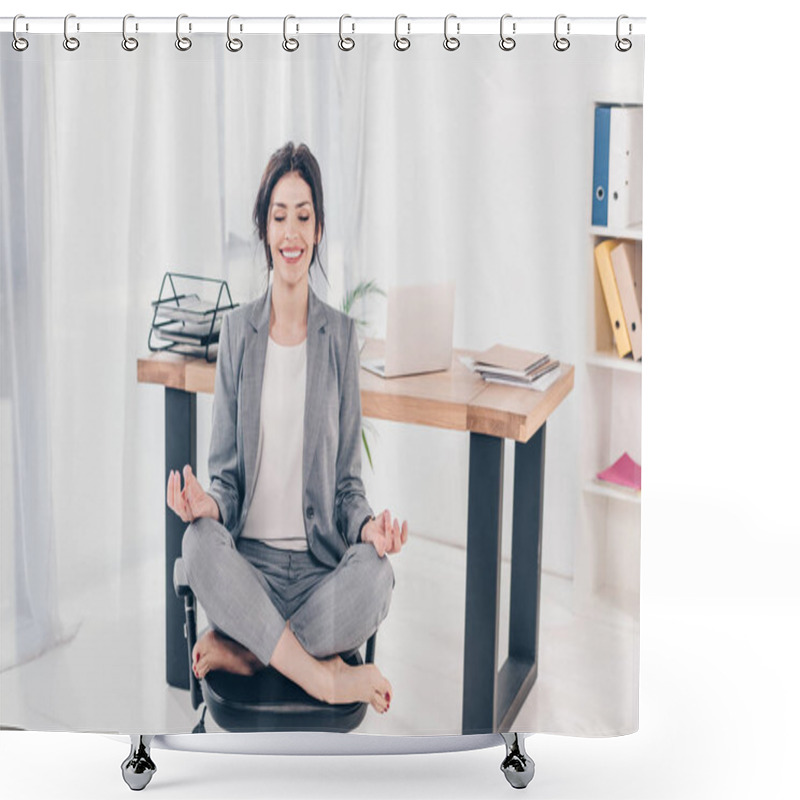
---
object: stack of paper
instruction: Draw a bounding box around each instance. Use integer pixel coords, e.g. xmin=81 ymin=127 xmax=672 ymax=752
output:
xmin=151 ymin=292 xmax=234 ymax=359
xmin=469 ymin=344 xmax=561 ymax=391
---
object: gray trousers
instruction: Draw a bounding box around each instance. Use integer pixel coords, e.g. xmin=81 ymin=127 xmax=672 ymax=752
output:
xmin=181 ymin=517 xmax=395 ymax=668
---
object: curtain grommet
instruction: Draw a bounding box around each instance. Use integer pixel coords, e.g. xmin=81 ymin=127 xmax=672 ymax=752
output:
xmin=12 ymin=14 xmax=29 ymax=52
xmin=443 ymin=13 xmax=460 ymax=51
xmin=63 ymin=13 xmax=80 ymax=51
xmin=338 ymin=14 xmax=355 ymax=51
xmin=553 ymin=14 xmax=570 ymax=52
xmin=121 ymin=14 xmax=139 ymax=52
xmin=394 ymin=14 xmax=410 ymax=51
xmin=499 ymin=14 xmax=516 ymax=51
xmin=175 ymin=14 xmax=192 ymax=51
xmin=226 ymin=15 xmax=243 ymax=52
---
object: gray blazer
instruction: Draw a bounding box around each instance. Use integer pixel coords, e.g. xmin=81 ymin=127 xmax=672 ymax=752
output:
xmin=205 ymin=284 xmax=373 ymax=570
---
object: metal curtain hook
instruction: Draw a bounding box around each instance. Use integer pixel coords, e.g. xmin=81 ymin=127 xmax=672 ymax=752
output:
xmin=553 ymin=14 xmax=570 ymax=52
xmin=443 ymin=13 xmax=460 ymax=51
xmin=226 ymin=15 xmax=243 ymax=52
xmin=499 ymin=14 xmax=516 ymax=51
xmin=12 ymin=14 xmax=29 ymax=52
xmin=122 ymin=14 xmax=139 ymax=51
xmin=175 ymin=14 xmax=192 ymax=51
xmin=394 ymin=14 xmax=410 ymax=51
xmin=615 ymin=14 xmax=632 ymax=51
xmin=338 ymin=14 xmax=355 ymax=51
xmin=63 ymin=13 xmax=80 ymax=51
xmin=283 ymin=15 xmax=299 ymax=52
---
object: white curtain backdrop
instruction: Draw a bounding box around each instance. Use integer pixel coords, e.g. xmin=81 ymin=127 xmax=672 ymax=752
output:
xmin=1 ymin=32 xmax=643 ymax=733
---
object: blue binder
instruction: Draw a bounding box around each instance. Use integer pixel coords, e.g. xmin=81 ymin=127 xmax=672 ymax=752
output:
xmin=591 ymin=105 xmax=611 ymax=226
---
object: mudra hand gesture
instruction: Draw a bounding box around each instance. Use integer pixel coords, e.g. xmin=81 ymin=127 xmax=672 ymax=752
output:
xmin=360 ymin=509 xmax=408 ymax=557
xmin=167 ymin=465 xmax=220 ymax=523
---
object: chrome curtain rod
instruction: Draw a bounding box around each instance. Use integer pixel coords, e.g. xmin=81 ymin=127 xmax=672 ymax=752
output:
xmin=1 ymin=15 xmax=646 ymax=36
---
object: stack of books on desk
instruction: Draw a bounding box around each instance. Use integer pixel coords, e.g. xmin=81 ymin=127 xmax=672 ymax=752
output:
xmin=471 ymin=344 xmax=560 ymax=391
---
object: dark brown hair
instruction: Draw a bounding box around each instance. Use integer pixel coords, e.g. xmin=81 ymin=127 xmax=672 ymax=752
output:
xmin=253 ymin=142 xmax=326 ymax=279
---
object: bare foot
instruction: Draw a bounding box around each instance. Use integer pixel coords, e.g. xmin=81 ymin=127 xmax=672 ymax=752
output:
xmin=321 ymin=656 xmax=393 ymax=714
xmin=192 ymin=630 xmax=264 ymax=679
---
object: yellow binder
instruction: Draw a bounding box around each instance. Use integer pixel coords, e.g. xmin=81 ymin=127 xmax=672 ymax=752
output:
xmin=610 ymin=241 xmax=642 ymax=361
xmin=594 ymin=239 xmax=632 ymax=358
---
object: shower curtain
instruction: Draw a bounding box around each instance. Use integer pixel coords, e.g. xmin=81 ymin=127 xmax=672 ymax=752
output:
xmin=1 ymin=23 xmax=645 ymax=739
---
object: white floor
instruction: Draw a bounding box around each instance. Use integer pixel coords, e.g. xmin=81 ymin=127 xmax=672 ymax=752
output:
xmin=0 ymin=535 xmax=638 ymax=737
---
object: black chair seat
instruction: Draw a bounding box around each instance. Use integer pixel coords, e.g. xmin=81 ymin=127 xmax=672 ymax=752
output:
xmin=201 ymin=648 xmax=368 ymax=732
xmin=174 ymin=556 xmax=375 ymax=733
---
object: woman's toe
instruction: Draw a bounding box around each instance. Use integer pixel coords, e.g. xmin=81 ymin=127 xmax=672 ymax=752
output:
xmin=370 ymin=698 xmax=385 ymax=713
xmin=372 ymin=689 xmax=389 ymax=713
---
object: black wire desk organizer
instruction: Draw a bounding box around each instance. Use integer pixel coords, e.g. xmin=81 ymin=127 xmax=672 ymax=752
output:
xmin=148 ymin=273 xmax=237 ymax=362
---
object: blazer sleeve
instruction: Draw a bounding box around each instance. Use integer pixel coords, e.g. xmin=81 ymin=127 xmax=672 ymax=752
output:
xmin=335 ymin=317 xmax=374 ymax=546
xmin=205 ymin=314 xmax=241 ymax=533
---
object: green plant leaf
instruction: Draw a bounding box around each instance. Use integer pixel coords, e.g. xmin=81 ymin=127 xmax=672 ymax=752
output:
xmin=342 ymin=280 xmax=384 ymax=472
xmin=341 ymin=279 xmax=386 ymax=318
xmin=362 ymin=428 xmax=374 ymax=472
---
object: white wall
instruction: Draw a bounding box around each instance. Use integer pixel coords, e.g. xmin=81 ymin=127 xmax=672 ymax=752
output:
xmin=2 ymin=32 xmax=643 ymax=633
xmin=349 ymin=35 xmax=645 ymax=577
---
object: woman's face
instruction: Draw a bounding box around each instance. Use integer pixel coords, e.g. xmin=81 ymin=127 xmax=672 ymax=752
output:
xmin=266 ymin=171 xmax=319 ymax=289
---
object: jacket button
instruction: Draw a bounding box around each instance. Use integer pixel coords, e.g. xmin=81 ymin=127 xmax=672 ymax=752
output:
xmin=305 ymin=506 xmax=314 ymax=519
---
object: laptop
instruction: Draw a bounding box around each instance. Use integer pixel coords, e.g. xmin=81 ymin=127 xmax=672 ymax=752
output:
xmin=361 ymin=282 xmax=456 ymax=378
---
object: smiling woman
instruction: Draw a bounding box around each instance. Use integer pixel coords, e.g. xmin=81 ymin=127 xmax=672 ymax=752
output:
xmin=168 ymin=141 xmax=408 ymax=715
xmin=254 ymin=142 xmax=325 ymax=279
xmin=268 ymin=171 xmax=318 ymax=297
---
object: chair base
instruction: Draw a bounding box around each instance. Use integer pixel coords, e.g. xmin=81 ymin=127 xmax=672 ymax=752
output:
xmin=201 ymin=648 xmax=368 ymax=733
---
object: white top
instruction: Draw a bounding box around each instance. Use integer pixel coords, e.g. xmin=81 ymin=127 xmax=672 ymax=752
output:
xmin=240 ymin=336 xmax=308 ymax=550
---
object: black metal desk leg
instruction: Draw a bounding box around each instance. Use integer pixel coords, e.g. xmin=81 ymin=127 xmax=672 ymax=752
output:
xmin=510 ymin=422 xmax=546 ymax=665
xmin=462 ymin=433 xmax=504 ymax=734
xmin=491 ymin=423 xmax=546 ymax=730
xmin=165 ymin=387 xmax=196 ymax=689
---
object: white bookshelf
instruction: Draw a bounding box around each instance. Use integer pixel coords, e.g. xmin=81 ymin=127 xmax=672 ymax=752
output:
xmin=590 ymin=224 xmax=643 ymax=241
xmin=583 ymin=480 xmax=641 ymax=505
xmin=574 ymin=102 xmax=643 ymax=619
xmin=586 ymin=350 xmax=642 ymax=374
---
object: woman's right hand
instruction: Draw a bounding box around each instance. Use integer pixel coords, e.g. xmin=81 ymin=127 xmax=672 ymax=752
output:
xmin=167 ymin=465 xmax=220 ymax=523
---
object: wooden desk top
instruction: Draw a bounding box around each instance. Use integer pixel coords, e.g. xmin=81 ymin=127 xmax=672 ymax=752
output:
xmin=137 ymin=340 xmax=573 ymax=443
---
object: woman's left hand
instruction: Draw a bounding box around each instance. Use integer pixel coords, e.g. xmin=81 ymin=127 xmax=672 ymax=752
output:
xmin=361 ymin=509 xmax=408 ymax=557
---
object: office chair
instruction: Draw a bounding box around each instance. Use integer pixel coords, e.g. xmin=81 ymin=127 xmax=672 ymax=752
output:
xmin=173 ymin=558 xmax=378 ymax=733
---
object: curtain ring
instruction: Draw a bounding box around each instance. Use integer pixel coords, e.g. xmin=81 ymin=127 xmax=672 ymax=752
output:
xmin=338 ymin=14 xmax=355 ymax=51
xmin=175 ymin=14 xmax=192 ymax=51
xmin=226 ymin=15 xmax=243 ymax=52
xmin=553 ymin=14 xmax=570 ymax=51
xmin=443 ymin=14 xmax=460 ymax=51
xmin=499 ymin=14 xmax=516 ymax=51
xmin=394 ymin=14 xmax=410 ymax=51
xmin=122 ymin=14 xmax=139 ymax=51
xmin=63 ymin=13 xmax=80 ymax=51
xmin=615 ymin=14 xmax=632 ymax=52
xmin=283 ymin=15 xmax=299 ymax=52
xmin=12 ymin=15 xmax=29 ymax=52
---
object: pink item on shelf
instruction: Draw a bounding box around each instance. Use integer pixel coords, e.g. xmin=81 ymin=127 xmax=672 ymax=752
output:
xmin=596 ymin=452 xmax=641 ymax=491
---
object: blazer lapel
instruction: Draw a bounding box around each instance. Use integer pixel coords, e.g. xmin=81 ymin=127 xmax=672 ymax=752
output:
xmin=241 ymin=287 xmax=271 ymax=509
xmin=303 ymin=288 xmax=328 ymax=489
